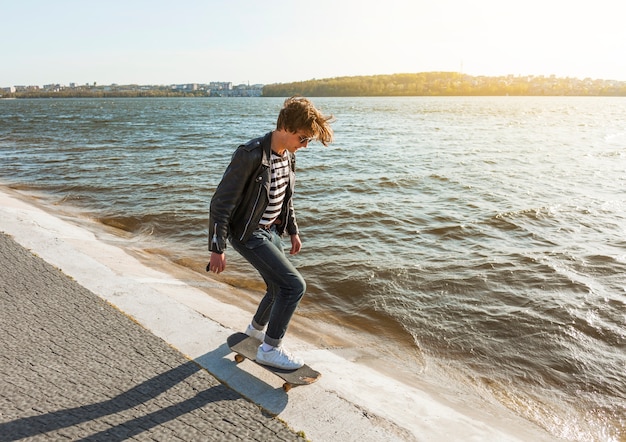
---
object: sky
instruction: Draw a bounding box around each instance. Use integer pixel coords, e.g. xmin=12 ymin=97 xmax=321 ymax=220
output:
xmin=2 ymin=0 xmax=625 ymax=87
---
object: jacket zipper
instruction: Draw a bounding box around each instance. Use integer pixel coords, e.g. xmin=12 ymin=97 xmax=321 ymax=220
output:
xmin=211 ymin=222 xmax=219 ymax=250
xmin=241 ymin=180 xmax=264 ymax=241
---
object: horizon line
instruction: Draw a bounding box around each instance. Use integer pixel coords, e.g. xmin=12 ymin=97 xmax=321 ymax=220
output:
xmin=4 ymin=71 xmax=626 ymax=89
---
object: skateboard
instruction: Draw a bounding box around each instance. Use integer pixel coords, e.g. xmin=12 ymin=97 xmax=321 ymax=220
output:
xmin=227 ymin=332 xmax=321 ymax=392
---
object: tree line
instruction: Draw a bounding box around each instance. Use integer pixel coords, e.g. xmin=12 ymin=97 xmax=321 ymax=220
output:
xmin=262 ymin=72 xmax=626 ymax=97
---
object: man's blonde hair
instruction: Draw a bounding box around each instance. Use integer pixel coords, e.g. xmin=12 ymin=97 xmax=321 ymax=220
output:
xmin=276 ymin=96 xmax=335 ymax=146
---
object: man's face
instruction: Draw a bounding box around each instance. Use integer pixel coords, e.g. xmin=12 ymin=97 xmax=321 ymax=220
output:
xmin=285 ymin=131 xmax=315 ymax=153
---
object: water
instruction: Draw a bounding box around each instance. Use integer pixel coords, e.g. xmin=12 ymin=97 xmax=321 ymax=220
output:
xmin=1 ymin=96 xmax=625 ymax=440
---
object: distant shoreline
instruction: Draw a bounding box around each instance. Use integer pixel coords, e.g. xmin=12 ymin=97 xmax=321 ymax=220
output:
xmin=3 ymin=72 xmax=626 ymax=98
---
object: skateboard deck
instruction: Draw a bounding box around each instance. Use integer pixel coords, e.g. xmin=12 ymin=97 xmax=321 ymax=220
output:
xmin=227 ymin=332 xmax=321 ymax=391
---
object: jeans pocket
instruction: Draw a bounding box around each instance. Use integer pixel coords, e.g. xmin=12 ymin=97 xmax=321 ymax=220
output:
xmin=242 ymin=230 xmax=269 ymax=250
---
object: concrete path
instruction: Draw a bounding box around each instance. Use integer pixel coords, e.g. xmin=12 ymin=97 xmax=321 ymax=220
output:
xmin=0 ymin=232 xmax=303 ymax=441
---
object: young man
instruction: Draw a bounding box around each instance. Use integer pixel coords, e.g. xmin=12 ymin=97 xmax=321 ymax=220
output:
xmin=208 ymin=96 xmax=334 ymax=370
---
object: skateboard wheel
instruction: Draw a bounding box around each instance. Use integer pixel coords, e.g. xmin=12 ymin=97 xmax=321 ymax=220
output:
xmin=282 ymin=383 xmax=292 ymax=392
xmin=234 ymin=354 xmax=245 ymax=363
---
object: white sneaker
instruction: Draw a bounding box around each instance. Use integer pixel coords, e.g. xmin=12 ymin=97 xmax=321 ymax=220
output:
xmin=245 ymin=324 xmax=265 ymax=342
xmin=256 ymin=346 xmax=304 ymax=370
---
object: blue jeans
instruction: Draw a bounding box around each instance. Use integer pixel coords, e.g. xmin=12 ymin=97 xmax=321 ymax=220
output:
xmin=230 ymin=227 xmax=306 ymax=347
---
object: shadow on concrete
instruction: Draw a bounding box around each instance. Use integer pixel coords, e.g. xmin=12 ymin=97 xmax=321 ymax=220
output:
xmin=195 ymin=342 xmax=290 ymax=415
xmin=0 ymin=361 xmax=239 ymax=442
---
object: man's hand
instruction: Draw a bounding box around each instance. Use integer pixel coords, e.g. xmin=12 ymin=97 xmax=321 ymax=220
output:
xmin=208 ymin=252 xmax=226 ymax=274
xmin=289 ymin=234 xmax=302 ymax=255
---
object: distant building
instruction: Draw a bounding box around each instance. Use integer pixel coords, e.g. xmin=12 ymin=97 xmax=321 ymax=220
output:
xmin=232 ymin=83 xmax=263 ymax=97
xmin=43 ymin=84 xmax=62 ymax=92
xmin=206 ymin=82 xmax=262 ymax=97
xmin=172 ymin=83 xmax=198 ymax=91
xmin=15 ymin=85 xmax=40 ymax=92
xmin=209 ymin=81 xmax=233 ymax=91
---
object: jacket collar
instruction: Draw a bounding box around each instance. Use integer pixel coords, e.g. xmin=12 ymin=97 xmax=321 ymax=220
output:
xmin=260 ymin=131 xmax=273 ymax=167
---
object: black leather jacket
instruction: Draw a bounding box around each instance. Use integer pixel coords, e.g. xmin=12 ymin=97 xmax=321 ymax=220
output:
xmin=209 ymin=131 xmax=298 ymax=253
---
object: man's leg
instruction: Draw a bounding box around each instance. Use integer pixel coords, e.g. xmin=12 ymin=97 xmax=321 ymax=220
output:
xmin=231 ymin=228 xmax=306 ymax=348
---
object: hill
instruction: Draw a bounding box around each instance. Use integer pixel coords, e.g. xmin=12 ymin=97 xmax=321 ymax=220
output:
xmin=262 ymin=72 xmax=626 ymax=97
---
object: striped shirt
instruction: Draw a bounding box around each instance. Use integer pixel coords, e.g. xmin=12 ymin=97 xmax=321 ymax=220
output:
xmin=260 ymin=152 xmax=290 ymax=227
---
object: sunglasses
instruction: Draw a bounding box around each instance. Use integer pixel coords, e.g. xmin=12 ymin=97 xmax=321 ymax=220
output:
xmin=298 ymin=135 xmax=316 ymax=144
